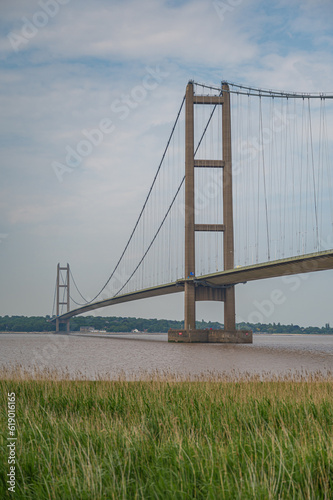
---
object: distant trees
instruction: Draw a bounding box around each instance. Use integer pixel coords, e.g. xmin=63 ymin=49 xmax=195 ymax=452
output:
xmin=237 ymin=321 xmax=330 ymax=334
xmin=0 ymin=316 xmax=54 ymax=332
xmin=0 ymin=316 xmax=332 ymax=334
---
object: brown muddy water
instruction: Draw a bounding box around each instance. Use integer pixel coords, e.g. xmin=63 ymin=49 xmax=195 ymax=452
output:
xmin=0 ymin=333 xmax=332 ymax=380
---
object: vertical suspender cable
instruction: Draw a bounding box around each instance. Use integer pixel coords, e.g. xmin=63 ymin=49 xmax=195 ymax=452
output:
xmin=308 ymin=98 xmax=319 ymax=251
xmin=259 ymin=96 xmax=271 ymax=261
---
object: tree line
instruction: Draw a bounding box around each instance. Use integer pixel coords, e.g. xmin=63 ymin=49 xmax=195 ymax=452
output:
xmin=0 ymin=315 xmax=332 ymax=334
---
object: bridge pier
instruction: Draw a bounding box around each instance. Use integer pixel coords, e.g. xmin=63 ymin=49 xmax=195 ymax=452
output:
xmin=55 ymin=318 xmax=70 ymax=333
xmin=224 ymin=286 xmax=236 ymax=332
xmin=168 ymin=329 xmax=252 ymax=343
xmin=184 ymin=281 xmax=196 ymax=330
xmin=171 ymin=80 xmax=252 ymax=343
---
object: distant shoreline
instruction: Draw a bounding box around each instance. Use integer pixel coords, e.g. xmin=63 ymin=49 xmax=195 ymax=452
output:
xmin=1 ymin=331 xmax=333 ymax=336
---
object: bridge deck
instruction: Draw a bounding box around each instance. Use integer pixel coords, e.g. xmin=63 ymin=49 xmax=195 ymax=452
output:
xmin=199 ymin=249 xmax=333 ymax=286
xmin=53 ymin=250 xmax=333 ymax=322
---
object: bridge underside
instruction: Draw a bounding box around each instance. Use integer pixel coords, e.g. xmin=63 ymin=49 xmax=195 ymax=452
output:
xmin=199 ymin=249 xmax=333 ymax=287
xmin=53 ymin=250 xmax=333 ymax=324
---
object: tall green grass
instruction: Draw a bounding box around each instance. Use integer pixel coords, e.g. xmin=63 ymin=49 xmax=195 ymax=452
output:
xmin=0 ymin=368 xmax=332 ymax=499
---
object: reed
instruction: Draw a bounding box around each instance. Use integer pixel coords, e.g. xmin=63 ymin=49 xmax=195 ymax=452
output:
xmin=0 ymin=367 xmax=332 ymax=499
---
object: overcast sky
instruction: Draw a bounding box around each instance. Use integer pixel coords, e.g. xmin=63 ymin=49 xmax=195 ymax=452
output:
xmin=1 ymin=0 xmax=333 ymax=327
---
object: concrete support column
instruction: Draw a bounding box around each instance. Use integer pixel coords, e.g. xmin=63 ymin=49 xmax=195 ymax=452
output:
xmin=184 ymin=82 xmax=196 ymax=330
xmin=222 ymin=82 xmax=236 ymax=331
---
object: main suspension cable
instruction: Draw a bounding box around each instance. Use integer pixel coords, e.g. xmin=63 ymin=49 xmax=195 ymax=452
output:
xmin=70 ymin=95 xmax=186 ymax=306
xmin=193 ymin=80 xmax=333 ymax=99
xmin=112 ymin=87 xmax=223 ymax=295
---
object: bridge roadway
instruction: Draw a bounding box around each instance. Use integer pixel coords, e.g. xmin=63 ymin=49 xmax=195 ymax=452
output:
xmin=53 ymin=250 xmax=333 ymax=322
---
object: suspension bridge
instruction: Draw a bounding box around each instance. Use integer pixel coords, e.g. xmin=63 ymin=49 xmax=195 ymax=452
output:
xmin=52 ymin=80 xmax=333 ymax=342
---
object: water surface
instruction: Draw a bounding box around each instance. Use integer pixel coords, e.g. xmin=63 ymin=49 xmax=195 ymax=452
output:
xmin=0 ymin=333 xmax=332 ymax=380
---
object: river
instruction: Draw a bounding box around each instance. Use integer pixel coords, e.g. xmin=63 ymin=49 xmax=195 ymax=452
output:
xmin=0 ymin=333 xmax=332 ymax=380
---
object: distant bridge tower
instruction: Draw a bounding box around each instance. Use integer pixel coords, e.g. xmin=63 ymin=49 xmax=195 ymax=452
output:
xmin=55 ymin=263 xmax=70 ymax=332
xmin=169 ymin=81 xmax=251 ymax=343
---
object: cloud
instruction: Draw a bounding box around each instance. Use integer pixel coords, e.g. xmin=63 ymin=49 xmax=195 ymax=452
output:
xmin=2 ymin=0 xmax=258 ymax=65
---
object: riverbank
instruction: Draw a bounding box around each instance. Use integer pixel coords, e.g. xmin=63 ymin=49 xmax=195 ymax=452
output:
xmin=0 ymin=371 xmax=332 ymax=499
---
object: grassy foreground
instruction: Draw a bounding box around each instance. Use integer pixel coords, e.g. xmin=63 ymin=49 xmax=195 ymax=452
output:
xmin=0 ymin=370 xmax=332 ymax=499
